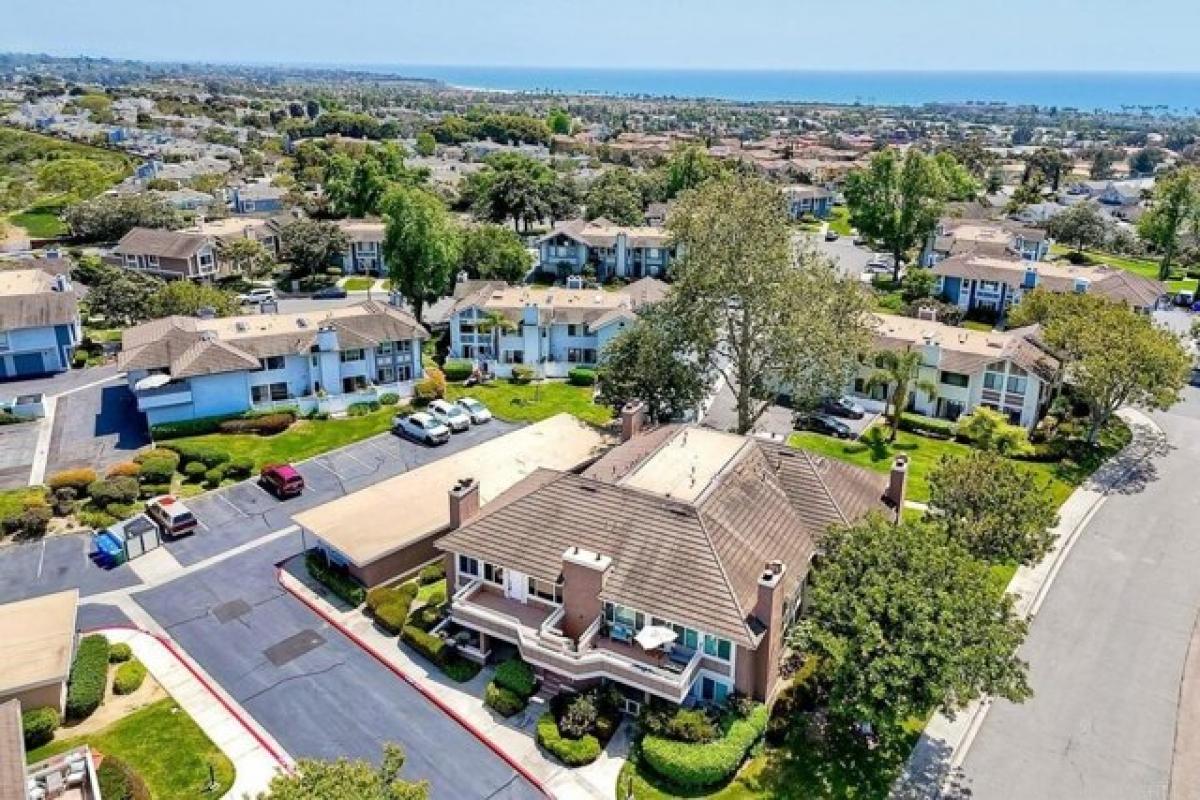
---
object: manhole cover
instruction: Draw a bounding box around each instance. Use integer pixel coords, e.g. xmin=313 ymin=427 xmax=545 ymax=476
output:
xmin=212 ymin=599 xmax=252 ymax=623
xmin=264 ymin=629 xmax=325 ymax=667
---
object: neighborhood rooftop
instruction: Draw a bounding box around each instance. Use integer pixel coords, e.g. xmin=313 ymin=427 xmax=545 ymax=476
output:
xmin=449 ymin=277 xmax=667 ymax=327
xmin=539 ymin=217 xmax=671 ymax=248
xmin=0 ymin=268 xmax=78 ymax=331
xmin=0 ymin=589 xmax=78 ymax=699
xmin=932 ymin=253 xmax=1166 ymax=305
xmin=872 ymin=312 xmax=1060 ymax=379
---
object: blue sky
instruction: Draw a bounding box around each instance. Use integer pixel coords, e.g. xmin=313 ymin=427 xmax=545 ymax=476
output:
xmin=4 ymin=0 xmax=1199 ymax=72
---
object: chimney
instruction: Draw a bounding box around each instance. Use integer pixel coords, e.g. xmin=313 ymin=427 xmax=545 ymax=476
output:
xmin=620 ymin=401 xmax=645 ymax=442
xmin=448 ymin=478 xmax=480 ymax=529
xmin=886 ymin=455 xmax=909 ymax=520
xmin=560 ymin=547 xmax=612 ymax=639
xmin=752 ymin=560 xmax=788 ymax=701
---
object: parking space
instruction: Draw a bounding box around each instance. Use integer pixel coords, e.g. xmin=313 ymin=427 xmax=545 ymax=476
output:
xmin=78 ymin=602 xmax=134 ymax=630
xmin=135 ymin=533 xmax=541 ymax=799
xmin=0 ymin=419 xmax=40 ymax=488
xmin=0 ymin=534 xmax=139 ymax=604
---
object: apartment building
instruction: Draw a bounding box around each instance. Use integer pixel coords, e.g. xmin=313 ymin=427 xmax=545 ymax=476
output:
xmin=0 ymin=263 xmax=81 ymax=378
xmin=111 ymin=227 xmax=222 ymax=281
xmin=445 ymin=278 xmax=667 ymax=378
xmin=921 ymin=219 xmax=1049 ymax=267
xmin=537 ymin=218 xmax=674 ymax=281
xmin=436 ymin=417 xmax=898 ymax=707
xmin=782 ymin=185 xmax=834 ymax=219
xmin=120 ymin=301 xmax=426 ymax=425
xmin=336 ymin=219 xmax=386 ymax=276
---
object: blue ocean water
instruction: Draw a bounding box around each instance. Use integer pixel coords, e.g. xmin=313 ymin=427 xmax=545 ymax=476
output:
xmin=371 ymin=65 xmax=1200 ymax=113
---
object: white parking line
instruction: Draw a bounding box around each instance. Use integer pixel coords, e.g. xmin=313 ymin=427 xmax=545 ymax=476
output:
xmin=212 ymin=492 xmax=249 ymax=519
xmin=365 ymin=439 xmax=397 ymax=459
xmin=334 ymin=448 xmax=374 ymax=472
xmin=36 ymin=540 xmax=46 ymax=579
xmin=311 ymin=457 xmax=350 ymax=482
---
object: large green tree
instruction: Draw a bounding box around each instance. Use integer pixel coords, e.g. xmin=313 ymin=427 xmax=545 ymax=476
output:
xmin=1045 ymin=201 xmax=1110 ymax=255
xmin=323 ymin=143 xmax=424 ymax=218
xmin=459 ymin=224 xmax=533 ymax=283
xmin=1023 ymin=147 xmax=1073 ymax=192
xmin=668 ymin=174 xmax=872 ymax=434
xmin=1137 ymin=166 xmax=1200 ymax=280
xmin=844 ymin=149 xmax=949 ymax=281
xmin=37 ymin=158 xmax=112 ymax=200
xmin=464 ymin=153 xmax=554 ymax=232
xmin=280 ymin=220 xmax=349 ymax=277
xmin=150 ymin=281 xmax=239 ymax=318
xmin=927 ymin=451 xmax=1059 ymax=565
xmin=257 ymin=744 xmax=427 ymax=800
xmin=64 ymin=193 xmax=181 ymax=242
xmin=585 ymin=168 xmax=646 ymax=226
xmin=663 ymin=144 xmax=720 ymax=199
xmin=218 ymin=237 xmax=275 ymax=279
xmin=791 ymin=516 xmax=1032 ymax=734
xmin=381 ymin=185 xmax=461 ymax=323
xmin=81 ymin=263 xmax=161 ymax=324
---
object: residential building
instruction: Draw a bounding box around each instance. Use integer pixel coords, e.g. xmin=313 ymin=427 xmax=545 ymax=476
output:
xmin=187 ymin=216 xmax=286 ymax=260
xmin=0 ymin=589 xmax=78 ymax=715
xmin=1 ymin=700 xmax=102 ymax=800
xmin=435 ymin=418 xmax=897 ymax=706
xmin=854 ymin=313 xmax=1060 ymax=429
xmin=536 ymin=219 xmax=674 ymax=281
xmin=230 ymin=181 xmax=287 ymax=214
xmin=336 ymin=219 xmax=386 ymax=276
xmin=0 ymin=266 xmax=81 ymax=378
xmin=153 ymin=187 xmax=220 ymax=213
xmin=446 ymin=278 xmax=668 ymax=378
xmin=782 ymin=185 xmax=834 ymax=219
xmin=933 ymin=255 xmax=1165 ymax=315
xmin=119 ymin=301 xmax=426 ymax=425
xmin=921 ymin=219 xmax=1049 ymax=267
xmin=111 ymin=227 xmax=221 ymax=281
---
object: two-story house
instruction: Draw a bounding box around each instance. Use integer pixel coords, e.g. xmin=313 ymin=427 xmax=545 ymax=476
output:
xmin=446 ymin=278 xmax=668 ymax=378
xmin=119 ymin=301 xmax=426 ymax=426
xmin=336 ymin=219 xmax=386 ymax=276
xmin=853 ymin=313 xmax=1060 ymax=429
xmin=933 ymin=255 xmax=1165 ymax=315
xmin=111 ymin=227 xmax=222 ymax=281
xmin=921 ymin=219 xmax=1049 ymax=267
xmin=0 ymin=263 xmax=81 ymax=378
xmin=537 ymin=219 xmax=674 ymax=281
xmin=229 ymin=181 xmax=287 ymax=215
xmin=782 ymin=185 xmax=834 ymax=219
xmin=435 ymin=416 xmax=899 ymax=708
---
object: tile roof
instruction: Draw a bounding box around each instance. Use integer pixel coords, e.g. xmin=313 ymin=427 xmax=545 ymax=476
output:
xmin=933 ymin=254 xmax=1166 ymax=303
xmin=872 ymin=313 xmax=1060 ymax=381
xmin=114 ymin=226 xmax=211 ymax=260
xmin=538 ymin=218 xmax=672 ymax=249
xmin=0 ymin=269 xmax=79 ymax=331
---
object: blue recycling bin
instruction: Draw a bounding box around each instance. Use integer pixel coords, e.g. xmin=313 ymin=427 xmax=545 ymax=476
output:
xmin=93 ymin=530 xmax=126 ymax=567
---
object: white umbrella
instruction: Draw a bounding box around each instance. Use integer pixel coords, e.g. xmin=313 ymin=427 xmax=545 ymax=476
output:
xmin=133 ymin=374 xmax=171 ymax=391
xmin=635 ymin=625 xmax=677 ymax=651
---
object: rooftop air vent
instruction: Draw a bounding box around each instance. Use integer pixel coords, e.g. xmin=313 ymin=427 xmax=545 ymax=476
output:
xmin=296 ymin=318 xmax=309 ymax=328
xmin=235 ymin=321 xmax=247 ymax=332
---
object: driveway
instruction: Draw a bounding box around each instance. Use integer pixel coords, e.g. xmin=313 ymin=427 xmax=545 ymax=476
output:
xmin=45 ymin=380 xmax=149 ymax=476
xmin=0 ymin=419 xmax=40 ymax=488
xmin=702 ymin=383 xmax=881 ymax=440
xmin=134 ymin=533 xmax=542 ymax=799
xmin=958 ymin=387 xmax=1200 ymax=800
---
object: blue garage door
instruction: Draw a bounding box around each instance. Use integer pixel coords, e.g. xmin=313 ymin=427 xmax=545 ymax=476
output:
xmin=13 ymin=352 xmax=45 ymax=376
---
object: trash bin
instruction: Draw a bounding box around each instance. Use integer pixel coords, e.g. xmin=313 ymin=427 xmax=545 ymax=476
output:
xmin=93 ymin=530 xmax=126 ymax=567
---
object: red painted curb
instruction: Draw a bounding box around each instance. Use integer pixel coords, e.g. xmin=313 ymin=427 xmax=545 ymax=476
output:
xmin=274 ymin=566 xmax=555 ymax=799
xmin=83 ymin=624 xmax=293 ymax=773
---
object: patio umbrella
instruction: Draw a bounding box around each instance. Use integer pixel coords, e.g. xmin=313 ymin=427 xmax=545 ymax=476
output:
xmin=133 ymin=374 xmax=171 ymax=391
xmin=635 ymin=625 xmax=678 ymax=651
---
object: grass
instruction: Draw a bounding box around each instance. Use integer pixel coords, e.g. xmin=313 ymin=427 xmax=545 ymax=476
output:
xmin=827 ymin=206 xmax=854 ymax=236
xmin=342 ymin=277 xmax=375 ymax=291
xmin=1049 ymin=244 xmax=1199 ymax=294
xmin=7 ymin=206 xmax=67 ymax=238
xmin=960 ymin=319 xmax=994 ymax=332
xmin=444 ymin=379 xmax=613 ymax=427
xmin=26 ymin=699 xmax=234 ymax=800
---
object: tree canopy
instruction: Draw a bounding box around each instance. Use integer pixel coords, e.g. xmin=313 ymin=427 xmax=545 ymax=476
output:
xmin=1045 ymin=201 xmax=1109 ymax=255
xmin=463 ymin=153 xmax=557 ymax=231
xmin=64 ymin=193 xmax=182 ymax=242
xmin=280 ymin=220 xmax=349 ymax=277
xmin=381 ymin=185 xmax=461 ymax=323
xmin=1137 ymin=166 xmax=1200 ymax=280
xmin=584 ymin=167 xmax=647 ymax=226
xmin=256 ymin=744 xmax=427 ymax=800
xmin=150 ymin=280 xmax=239 ymax=318
xmin=458 ymin=224 xmax=532 ymax=283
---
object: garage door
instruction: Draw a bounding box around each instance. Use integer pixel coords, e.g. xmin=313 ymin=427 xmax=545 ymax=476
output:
xmin=12 ymin=352 xmax=45 ymax=376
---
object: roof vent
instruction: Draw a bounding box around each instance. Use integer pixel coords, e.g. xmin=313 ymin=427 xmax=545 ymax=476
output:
xmin=296 ymin=318 xmax=309 ymax=328
xmin=235 ymin=321 xmax=247 ymax=332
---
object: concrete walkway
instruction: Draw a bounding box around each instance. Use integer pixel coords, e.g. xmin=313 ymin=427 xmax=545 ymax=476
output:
xmin=278 ymin=565 xmax=626 ymax=800
xmin=95 ymin=626 xmax=290 ymax=799
xmin=893 ymin=407 xmax=1167 ymax=799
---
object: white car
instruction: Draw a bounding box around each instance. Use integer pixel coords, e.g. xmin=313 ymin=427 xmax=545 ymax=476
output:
xmin=393 ymin=411 xmax=451 ymax=445
xmin=456 ymin=397 xmax=492 ymax=424
xmin=237 ymin=287 xmax=277 ymax=305
xmin=427 ymin=399 xmax=471 ymax=433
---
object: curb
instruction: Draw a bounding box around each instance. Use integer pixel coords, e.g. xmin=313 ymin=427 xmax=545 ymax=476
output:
xmin=275 ymin=565 xmax=555 ymax=799
xmin=83 ymin=624 xmax=293 ymax=773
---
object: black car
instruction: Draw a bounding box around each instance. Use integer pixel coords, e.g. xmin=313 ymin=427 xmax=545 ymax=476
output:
xmin=795 ymin=412 xmax=853 ymax=439
xmin=312 ymin=285 xmax=348 ymax=299
xmin=821 ymin=396 xmax=866 ymax=419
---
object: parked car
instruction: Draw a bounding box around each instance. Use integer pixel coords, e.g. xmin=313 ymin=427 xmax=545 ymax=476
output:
xmin=312 ymin=285 xmax=348 ymax=299
xmin=456 ymin=397 xmax=493 ymax=424
xmin=393 ymin=412 xmax=451 ymax=445
xmin=824 ymin=229 xmax=840 ymax=241
xmin=145 ymin=495 xmax=199 ymax=537
xmin=821 ymin=395 xmax=866 ymax=419
xmin=237 ymin=287 xmax=277 ymax=305
xmin=795 ymin=412 xmax=852 ymax=439
xmin=427 ymin=399 xmax=471 ymax=433
xmin=865 ymin=259 xmax=893 ymax=275
xmin=260 ymin=464 xmax=305 ymax=498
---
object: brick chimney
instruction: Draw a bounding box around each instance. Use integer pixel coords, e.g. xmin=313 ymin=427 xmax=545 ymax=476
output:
xmin=752 ymin=560 xmax=787 ymax=701
xmin=886 ymin=455 xmax=908 ymax=521
xmin=448 ymin=478 xmax=480 ymax=529
xmin=620 ymin=401 xmax=645 ymax=442
xmin=560 ymin=546 xmax=612 ymax=640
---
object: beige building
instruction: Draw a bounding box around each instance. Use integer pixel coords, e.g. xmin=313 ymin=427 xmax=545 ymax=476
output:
xmin=0 ymin=590 xmax=79 ymax=715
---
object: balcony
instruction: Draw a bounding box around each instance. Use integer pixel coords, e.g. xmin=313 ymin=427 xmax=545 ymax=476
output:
xmin=134 ymin=383 xmax=193 ymax=410
xmin=448 ymin=580 xmax=704 ymax=703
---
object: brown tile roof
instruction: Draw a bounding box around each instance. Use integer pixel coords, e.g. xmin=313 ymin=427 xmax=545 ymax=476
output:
xmin=1091 ymin=270 xmax=1167 ymax=308
xmin=0 ymin=269 xmax=79 ymax=330
xmin=538 ymin=218 xmax=671 ymax=249
xmin=114 ymin=227 xmax=211 ymax=260
xmin=871 ymin=313 xmax=1060 ymax=381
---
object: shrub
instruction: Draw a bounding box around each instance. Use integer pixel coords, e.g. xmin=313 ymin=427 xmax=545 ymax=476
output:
xmin=510 ymin=365 xmax=535 ymax=384
xmin=109 ymin=643 xmax=132 ymax=663
xmin=96 ymin=754 xmax=150 ymax=800
xmin=347 ymin=401 xmax=381 ymax=417
xmin=640 ymin=705 xmax=769 ymax=790
xmin=424 ymin=586 xmax=446 ymax=607
xmin=65 ymin=634 xmax=110 ymax=720
xmin=149 ymin=415 xmax=235 ymax=440
xmin=304 ymin=552 xmax=366 ymax=606
xmin=138 ymin=483 xmax=171 ymax=500
xmin=537 ymin=713 xmax=601 ymax=766
xmin=77 ymin=508 xmax=118 ymax=530
xmin=559 ymin=692 xmax=598 ymax=739
xmin=135 ymin=451 xmax=179 ymax=483
xmin=165 ymin=442 xmax=231 ymax=468
xmin=646 ymin=708 xmax=719 ymax=744
xmin=414 ymin=366 xmax=446 ymax=402
xmin=113 ymin=659 xmax=147 ymax=695
xmin=418 ymin=561 xmax=445 ymax=584
xmin=401 ymin=624 xmax=447 ymax=665
xmin=493 ymin=659 xmax=537 ymax=699
xmin=367 ymin=582 xmax=418 ymax=613
xmin=87 ymin=477 xmax=140 ymax=508
xmin=48 ymin=468 xmax=98 ymax=493
xmin=8 ymin=506 xmax=52 ymax=538
xmin=51 ymin=486 xmax=77 ymax=516
xmin=443 ymin=359 xmax=474 ymax=382
xmin=204 ymin=466 xmax=225 ymax=488
xmin=22 ymin=707 xmax=59 ymax=749
xmin=442 ymin=657 xmax=482 ymax=682
xmin=374 ymin=601 xmax=411 ymax=635
xmin=379 ymin=392 xmax=399 ymax=406
xmin=899 ymin=412 xmax=957 ymax=439
xmin=183 ymin=462 xmax=207 ymax=482
xmin=217 ymin=412 xmax=295 ymax=435
xmin=485 ymin=682 xmax=527 ymax=717
xmin=105 ymin=461 xmax=141 ymax=479
xmin=567 ymin=367 xmax=596 ymax=386
xmin=955 ymin=407 xmax=1031 ymax=456
xmin=225 ymin=456 xmax=253 ymax=479
xmin=367 ymin=583 xmax=417 ymax=635
xmin=408 ymin=603 xmax=442 ymax=632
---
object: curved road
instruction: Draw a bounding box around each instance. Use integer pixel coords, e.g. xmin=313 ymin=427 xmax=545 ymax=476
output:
xmin=959 ymin=386 xmax=1200 ymax=800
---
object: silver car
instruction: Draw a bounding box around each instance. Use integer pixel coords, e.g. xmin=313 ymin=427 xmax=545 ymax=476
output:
xmin=393 ymin=412 xmax=451 ymax=445
xmin=456 ymin=397 xmax=493 ymax=424
xmin=427 ymin=399 xmax=471 ymax=433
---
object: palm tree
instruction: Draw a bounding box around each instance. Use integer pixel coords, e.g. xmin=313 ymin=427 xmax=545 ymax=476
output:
xmin=476 ymin=311 xmax=517 ymax=368
xmin=866 ymin=349 xmax=937 ymax=442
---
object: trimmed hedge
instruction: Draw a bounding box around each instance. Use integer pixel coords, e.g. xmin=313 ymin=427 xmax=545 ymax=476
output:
xmin=87 ymin=477 xmax=140 ymax=508
xmin=149 ymin=414 xmax=239 ymax=440
xmin=493 ymin=659 xmax=537 ymax=699
xmin=443 ymin=359 xmax=474 ymax=382
xmin=510 ymin=365 xmax=535 ymax=384
xmin=401 ymin=624 xmax=447 ymax=664
xmin=109 ymin=642 xmax=132 ymax=663
xmin=408 ymin=603 xmax=442 ymax=632
xmin=225 ymin=456 xmax=254 ymax=479
xmin=899 ymin=412 xmax=957 ymax=439
xmin=164 ymin=442 xmax=231 ymax=469
xmin=183 ymin=462 xmax=207 ymax=481
xmin=96 ymin=754 xmax=151 ymax=800
xmin=217 ymin=412 xmax=295 ymax=436
xmin=485 ymin=682 xmax=527 ymax=717
xmin=48 ymin=468 xmax=98 ymax=493
xmin=22 ymin=707 xmax=59 ymax=749
xmin=368 ymin=582 xmax=418 ymax=636
xmin=204 ymin=466 xmax=226 ymax=488
xmin=135 ymin=450 xmax=179 ymax=484
xmin=305 ymin=552 xmax=366 ymax=606
xmin=347 ymin=401 xmax=381 ymax=417
xmin=418 ymin=561 xmax=445 ymax=584
xmin=567 ymin=367 xmax=596 ymax=387
xmin=113 ymin=659 xmax=147 ymax=695
xmin=379 ymin=392 xmax=399 ymax=406
xmin=105 ymin=462 xmax=141 ymax=479
xmin=537 ymin=713 xmax=602 ymax=766
xmin=65 ymin=634 xmax=110 ymax=720
xmin=640 ymin=705 xmax=769 ymax=790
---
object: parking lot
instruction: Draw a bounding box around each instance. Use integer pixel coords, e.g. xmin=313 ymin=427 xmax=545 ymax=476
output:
xmin=0 ymin=418 xmax=40 ymax=488
xmin=135 ymin=533 xmax=542 ymax=799
xmin=0 ymin=533 xmax=139 ymax=604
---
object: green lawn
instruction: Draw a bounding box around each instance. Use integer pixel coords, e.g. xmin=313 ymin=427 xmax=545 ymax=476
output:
xmin=342 ymin=277 xmax=375 ymax=291
xmin=7 ymin=207 xmax=67 ymax=238
xmin=445 ymin=380 xmax=612 ymax=427
xmin=827 ymin=206 xmax=854 ymax=236
xmin=960 ymin=319 xmax=994 ymax=332
xmin=27 ymin=699 xmax=234 ymax=800
xmin=1049 ymin=244 xmax=1198 ymax=294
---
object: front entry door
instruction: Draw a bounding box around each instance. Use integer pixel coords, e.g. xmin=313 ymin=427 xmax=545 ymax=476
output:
xmin=505 ymin=569 xmax=528 ymax=603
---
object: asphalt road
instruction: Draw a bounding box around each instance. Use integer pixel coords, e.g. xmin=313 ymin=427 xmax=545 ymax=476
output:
xmin=0 ymin=533 xmax=138 ymax=604
xmin=959 ymin=386 xmax=1200 ymax=800
xmin=135 ymin=532 xmax=541 ymax=799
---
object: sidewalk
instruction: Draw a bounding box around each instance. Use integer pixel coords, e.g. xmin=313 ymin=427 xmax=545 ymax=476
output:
xmin=892 ymin=407 xmax=1167 ymax=800
xmin=95 ymin=626 xmax=290 ymax=800
xmin=278 ymin=564 xmax=624 ymax=800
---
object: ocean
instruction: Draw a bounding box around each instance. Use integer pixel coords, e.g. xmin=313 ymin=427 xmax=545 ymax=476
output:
xmin=367 ymin=65 xmax=1200 ymax=113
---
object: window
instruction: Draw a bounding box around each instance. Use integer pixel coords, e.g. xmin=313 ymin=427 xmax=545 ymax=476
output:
xmin=567 ymin=348 xmax=597 ymax=364
xmin=983 ymin=370 xmax=1004 ymax=392
xmin=939 ymin=371 xmax=969 ymax=388
xmin=251 ymin=382 xmax=289 ymax=402
xmin=377 ymin=365 xmax=395 ymax=384
xmin=703 ymin=635 xmax=732 ymax=662
xmin=340 ymin=348 xmax=364 ymax=363
xmin=375 ymin=341 xmax=394 ymax=355
xmin=341 ymin=375 xmax=368 ymax=393
xmin=527 ymin=577 xmax=562 ymax=604
xmin=648 ymin=248 xmax=660 ymax=258
xmin=257 ymin=355 xmax=285 ymax=371
xmin=1006 ymin=374 xmax=1028 ymax=394
xmin=458 ymin=555 xmax=479 ymax=578
xmin=979 ymin=280 xmax=1000 ymax=293
xmin=502 ymin=350 xmax=524 ymax=365
xmin=0 ymin=331 xmax=8 ymax=351
xmin=483 ymin=562 xmax=504 ymax=586
xmin=567 ymin=324 xmax=580 ymax=337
